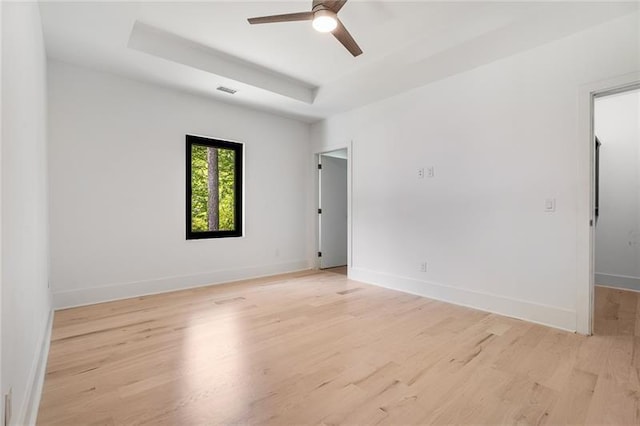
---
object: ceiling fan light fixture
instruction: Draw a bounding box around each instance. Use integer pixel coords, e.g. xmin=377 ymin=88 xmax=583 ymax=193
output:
xmin=312 ymin=9 xmax=337 ymax=33
xmin=247 ymin=0 xmax=362 ymax=57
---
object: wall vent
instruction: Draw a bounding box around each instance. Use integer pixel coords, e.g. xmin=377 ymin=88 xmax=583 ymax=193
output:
xmin=216 ymin=86 xmax=237 ymax=95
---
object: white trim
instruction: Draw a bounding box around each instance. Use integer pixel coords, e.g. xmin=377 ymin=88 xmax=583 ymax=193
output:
xmin=317 ymin=153 xmax=322 ymax=267
xmin=576 ymin=71 xmax=640 ymax=336
xmin=348 ymin=140 xmax=353 ymax=272
xmin=53 ymin=260 xmax=310 ymax=309
xmin=0 ymin=0 xmax=3 ymax=422
xmin=595 ymin=273 xmax=640 ymax=292
xmin=351 ymin=267 xmax=577 ymax=332
xmin=17 ymin=310 xmax=53 ymax=426
xmin=594 ymin=83 xmax=640 ymax=99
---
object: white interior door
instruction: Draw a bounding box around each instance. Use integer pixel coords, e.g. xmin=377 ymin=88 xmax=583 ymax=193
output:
xmin=319 ymin=152 xmax=348 ymax=269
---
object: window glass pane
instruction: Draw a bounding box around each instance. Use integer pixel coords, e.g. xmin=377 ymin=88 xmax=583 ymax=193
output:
xmin=218 ymin=148 xmax=235 ymax=231
xmin=190 ymin=144 xmax=235 ymax=232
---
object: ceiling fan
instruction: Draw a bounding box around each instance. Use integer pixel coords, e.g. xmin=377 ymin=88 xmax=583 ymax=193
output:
xmin=247 ymin=0 xmax=363 ymax=57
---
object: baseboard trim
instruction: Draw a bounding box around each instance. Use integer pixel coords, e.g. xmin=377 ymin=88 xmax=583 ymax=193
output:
xmin=18 ymin=309 xmax=53 ymax=426
xmin=53 ymin=260 xmax=310 ymax=309
xmin=595 ymin=273 xmax=640 ymax=292
xmin=349 ymin=267 xmax=576 ymax=332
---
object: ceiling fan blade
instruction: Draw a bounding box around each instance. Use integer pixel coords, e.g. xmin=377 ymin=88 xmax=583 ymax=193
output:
xmin=248 ymin=11 xmax=314 ymax=25
xmin=332 ymin=18 xmax=362 ymax=57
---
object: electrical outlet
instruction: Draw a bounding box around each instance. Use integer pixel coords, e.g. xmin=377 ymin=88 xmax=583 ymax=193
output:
xmin=417 ymin=167 xmax=425 ymax=179
xmin=420 ymin=262 xmax=427 ymax=272
xmin=4 ymin=388 xmax=12 ymax=426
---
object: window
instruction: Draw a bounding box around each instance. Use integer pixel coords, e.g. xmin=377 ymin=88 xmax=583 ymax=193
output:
xmin=186 ymin=135 xmax=243 ymax=239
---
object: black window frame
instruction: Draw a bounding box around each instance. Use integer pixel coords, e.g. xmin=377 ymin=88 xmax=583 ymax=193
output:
xmin=186 ymin=134 xmax=243 ymax=240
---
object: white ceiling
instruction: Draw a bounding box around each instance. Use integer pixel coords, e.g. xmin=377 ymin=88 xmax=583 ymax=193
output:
xmin=40 ymin=1 xmax=638 ymax=122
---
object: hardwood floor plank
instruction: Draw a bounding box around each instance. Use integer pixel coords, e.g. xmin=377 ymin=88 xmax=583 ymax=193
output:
xmin=594 ymin=286 xmax=640 ymax=336
xmin=36 ymin=274 xmax=640 ymax=425
xmin=584 ymin=336 xmax=638 ymax=425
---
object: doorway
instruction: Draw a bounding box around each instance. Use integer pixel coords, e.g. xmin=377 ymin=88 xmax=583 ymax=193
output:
xmin=318 ymin=149 xmax=348 ymax=271
xmin=592 ymin=87 xmax=640 ymax=335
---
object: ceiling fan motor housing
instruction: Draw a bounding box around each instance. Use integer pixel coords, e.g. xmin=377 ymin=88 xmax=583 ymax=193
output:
xmin=312 ymin=2 xmax=331 ymax=12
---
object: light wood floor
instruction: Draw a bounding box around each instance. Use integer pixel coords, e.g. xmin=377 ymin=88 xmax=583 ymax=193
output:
xmin=38 ymin=272 xmax=640 ymax=425
xmin=323 ymin=265 xmax=347 ymax=276
xmin=594 ymin=285 xmax=640 ymax=336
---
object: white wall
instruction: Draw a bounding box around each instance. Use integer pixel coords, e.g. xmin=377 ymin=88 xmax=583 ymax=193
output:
xmin=311 ymin=11 xmax=640 ymax=332
xmin=1 ymin=3 xmax=53 ymax=425
xmin=48 ymin=61 xmax=311 ymax=308
xmin=595 ymin=90 xmax=640 ymax=290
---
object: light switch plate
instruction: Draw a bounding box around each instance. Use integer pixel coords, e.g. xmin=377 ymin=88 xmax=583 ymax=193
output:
xmin=544 ymin=198 xmax=556 ymax=212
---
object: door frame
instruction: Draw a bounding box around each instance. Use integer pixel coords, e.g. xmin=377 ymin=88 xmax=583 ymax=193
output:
xmin=314 ymin=143 xmax=353 ymax=273
xmin=577 ymin=72 xmax=640 ymax=335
